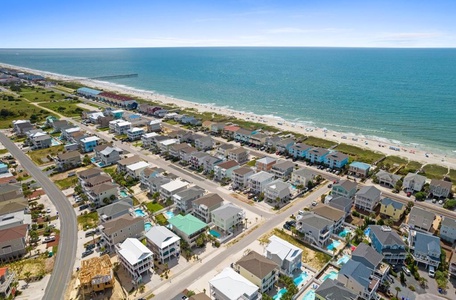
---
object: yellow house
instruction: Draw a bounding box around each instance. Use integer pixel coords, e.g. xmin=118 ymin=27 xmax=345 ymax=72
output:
xmin=79 ymin=254 xmax=114 ymax=293
xmin=380 ymin=198 xmax=405 ymax=221
xmin=234 ymin=251 xmax=279 ymax=293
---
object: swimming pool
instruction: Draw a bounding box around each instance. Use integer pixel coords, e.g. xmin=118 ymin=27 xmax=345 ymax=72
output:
xmin=364 ymin=228 xmax=371 ymax=237
xmin=134 ymin=209 xmax=146 ymax=217
xmin=301 ymin=289 xmax=315 ymax=300
xmin=164 ymin=211 xmax=175 ymax=219
xmin=338 ymin=228 xmax=351 ymax=237
xmin=322 ymin=270 xmax=338 ymax=281
xmin=145 ymin=222 xmax=152 ymax=232
xmin=337 ymin=255 xmax=350 ymax=265
xmin=327 ymin=240 xmax=341 ymax=251
xmin=210 ymin=229 xmax=221 ymax=238
xmin=119 ymin=190 xmax=128 ymax=198
xmin=273 ymin=288 xmax=287 ymax=300
xmin=293 ymin=271 xmax=308 ymax=286
xmin=51 ymin=138 xmax=61 ymax=146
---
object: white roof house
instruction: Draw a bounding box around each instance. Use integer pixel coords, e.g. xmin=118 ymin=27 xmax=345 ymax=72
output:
xmin=145 ymin=226 xmax=180 ymax=249
xmin=80 ymin=136 xmax=100 ymax=143
xmin=160 ymin=139 xmax=179 ymax=146
xmin=127 ymin=161 xmax=150 ymax=172
xmin=161 ymin=179 xmax=188 ymax=194
xmin=65 ymin=127 xmax=81 ymax=134
xmin=142 ymin=132 xmax=159 ymax=138
xmin=265 ymin=235 xmax=302 ymax=275
xmin=209 ymin=267 xmax=260 ymax=300
xmin=117 ymin=121 xmax=132 ymax=127
xmin=117 ymin=238 xmax=153 ymax=266
xmin=88 ymin=112 xmax=104 ymax=119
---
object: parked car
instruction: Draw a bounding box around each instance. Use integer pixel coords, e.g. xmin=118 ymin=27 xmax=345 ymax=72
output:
xmin=327 ymin=184 xmax=333 ymax=188
xmin=429 ymin=266 xmax=435 ymax=278
xmin=85 ymin=230 xmax=96 ymax=238
xmin=43 ymin=236 xmax=56 ymax=243
xmin=402 ymin=266 xmax=411 ymax=276
xmin=283 ymin=223 xmax=291 ymax=230
xmin=438 ymin=200 xmax=444 ymax=205
xmin=406 ymin=192 xmax=412 ymax=197
xmin=86 ymin=244 xmax=96 ymax=250
xmin=432 ymin=199 xmax=437 ymax=203
xmin=311 ymin=201 xmax=317 ymax=206
xmin=81 ymin=249 xmax=94 ymax=258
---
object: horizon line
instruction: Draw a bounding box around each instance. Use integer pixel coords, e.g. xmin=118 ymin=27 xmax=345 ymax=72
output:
xmin=1 ymin=46 xmax=456 ymax=50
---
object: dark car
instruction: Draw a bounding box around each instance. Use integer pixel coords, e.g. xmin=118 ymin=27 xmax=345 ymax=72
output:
xmin=85 ymin=230 xmax=96 ymax=238
xmin=86 ymin=244 xmax=96 ymax=250
xmin=283 ymin=223 xmax=291 ymax=230
xmin=81 ymin=249 xmax=94 ymax=258
xmin=288 ymin=220 xmax=296 ymax=227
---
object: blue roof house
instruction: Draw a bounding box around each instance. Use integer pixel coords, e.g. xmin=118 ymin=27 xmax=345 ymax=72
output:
xmin=349 ymin=161 xmax=372 ymax=177
xmin=289 ymin=143 xmax=312 ymax=159
xmin=325 ymin=151 xmax=349 ymax=169
xmin=79 ymin=136 xmax=100 ymax=153
xmin=408 ymin=230 xmax=441 ymax=269
xmin=0 ymin=163 xmax=8 ymax=174
xmin=77 ymin=87 xmax=103 ymax=98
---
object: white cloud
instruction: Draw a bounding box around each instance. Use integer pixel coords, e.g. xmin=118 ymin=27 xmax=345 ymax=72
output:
xmin=266 ymin=27 xmax=349 ymax=34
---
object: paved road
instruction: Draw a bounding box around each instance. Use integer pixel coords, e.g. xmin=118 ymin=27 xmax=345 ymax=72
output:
xmin=146 ymin=185 xmax=329 ymax=300
xmin=0 ymin=133 xmax=78 ymax=300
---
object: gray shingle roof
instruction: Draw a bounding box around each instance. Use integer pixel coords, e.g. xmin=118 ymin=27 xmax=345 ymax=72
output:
xmin=339 ymin=260 xmax=372 ymax=288
xmin=335 ymin=179 xmax=357 ymax=192
xmin=298 ymin=212 xmax=333 ymax=230
xmin=315 ymin=279 xmax=357 ymax=300
xmin=236 ymin=251 xmax=278 ymax=279
xmin=441 ymin=216 xmax=456 ymax=229
xmin=351 ymin=243 xmax=383 ymax=269
xmin=356 ymin=185 xmax=381 ymax=200
xmin=369 ymin=225 xmax=406 ymax=247
xmin=412 ymin=231 xmax=441 ymax=259
xmin=212 ymin=203 xmax=243 ymax=219
xmin=97 ymin=200 xmax=132 ymax=218
xmin=329 ymin=196 xmax=353 ymax=208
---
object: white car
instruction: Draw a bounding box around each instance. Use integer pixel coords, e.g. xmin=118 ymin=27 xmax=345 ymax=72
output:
xmin=438 ymin=200 xmax=444 ymax=205
xmin=46 ymin=208 xmax=52 ymax=213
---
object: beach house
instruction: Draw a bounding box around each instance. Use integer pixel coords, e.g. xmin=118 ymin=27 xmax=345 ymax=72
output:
xmin=98 ymin=92 xmax=138 ymax=110
xmin=354 ymin=185 xmax=381 ymax=212
xmin=331 ymin=180 xmax=357 ymax=199
xmin=96 ymin=146 xmax=122 ymax=166
xmin=126 ymin=161 xmax=150 ymax=179
xmin=213 ymin=160 xmax=240 ymax=181
xmin=306 ymin=147 xmax=330 ymax=164
xmin=145 ymin=226 xmax=180 ymax=264
xmin=173 ymin=186 xmax=205 ymax=214
xmin=141 ymin=132 xmax=159 ymax=149
xmin=27 ymin=131 xmax=52 ymax=150
xmin=209 ymin=267 xmax=261 ymax=300
xmin=167 ymin=214 xmax=207 ymax=247
xmin=116 ymin=238 xmax=152 ymax=282
xmin=227 ymin=147 xmax=249 ymax=164
xmin=79 ymin=136 xmax=100 ymax=153
xmin=375 ymin=170 xmax=402 ymax=188
xmin=379 ymin=198 xmax=406 ymax=221
xmin=147 ymin=120 xmax=161 ymax=132
xmin=312 ymin=204 xmax=346 ymax=232
xmin=408 ymin=230 xmax=441 ymax=269
xmin=100 ymin=215 xmax=144 ymax=249
xmin=55 ymin=151 xmax=81 ymax=171
xmin=232 ymin=167 xmax=255 ymax=189
xmin=315 ymin=278 xmax=357 ymax=300
xmin=193 ymin=135 xmax=213 ymax=150
xmin=255 ymin=156 xmax=277 ymax=172
xmin=216 ymin=143 xmax=235 ymax=158
xmin=87 ymin=183 xmax=118 ymax=205
xmin=429 ymin=179 xmax=452 ymax=199
xmin=325 ymin=151 xmax=349 ymax=169
xmin=440 ymin=216 xmax=456 ymax=243
xmin=117 ymin=155 xmax=142 ymax=173
xmin=159 ymin=179 xmax=189 ymax=200
xmin=189 ymin=151 xmax=210 ymax=170
xmin=296 ymin=211 xmax=333 ymax=247
xmin=276 ymin=137 xmax=295 ymax=153
xmin=407 ymin=207 xmax=435 ymax=232
xmin=369 ymin=225 xmax=407 ymax=264
xmin=13 ymin=120 xmax=34 ymax=136
xmin=234 ymin=251 xmax=279 ymax=293
xmin=270 ymin=160 xmax=295 ymax=180
xmin=114 ymin=121 xmax=132 ymax=135
xmin=337 ymin=259 xmax=380 ymax=300
xmin=234 ymin=128 xmax=253 ymax=143
xmin=77 ymin=87 xmax=102 ymax=98
xmin=191 ymin=193 xmax=224 ymax=223
xmin=0 ymin=224 xmax=28 ymax=262
xmin=265 ymin=235 xmax=302 ymax=276
xmin=0 ymin=267 xmax=16 ymax=299
xmin=248 ymin=171 xmax=275 ymax=194
xmin=326 ymin=195 xmax=353 ymax=218
xmin=291 ymin=168 xmax=316 ymax=187
xmin=289 ymin=143 xmax=312 ymax=159
xmin=402 ymin=173 xmax=427 ymax=193
xmin=97 ymin=199 xmax=132 ymax=222
xmin=349 ymin=161 xmax=371 ymax=177
xmin=179 ymin=146 xmax=198 ymax=163
xmin=127 ymin=127 xmax=145 ymax=141
xmin=351 ymin=243 xmax=390 ymax=281
xmin=211 ymin=203 xmax=245 ymax=233
xmin=263 ymin=180 xmax=292 ymax=203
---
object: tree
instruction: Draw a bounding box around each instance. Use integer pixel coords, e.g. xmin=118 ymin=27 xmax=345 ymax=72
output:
xmin=345 ymin=232 xmax=352 ymax=245
xmin=394 ymin=179 xmax=403 ymax=192
xmin=443 ymin=199 xmax=456 ymax=210
xmin=24 ymin=271 xmax=32 ymax=285
xmin=400 ymin=271 xmax=406 ymax=285
xmin=415 ymin=191 xmax=426 ymax=201
xmin=83 ymin=155 xmax=91 ymax=165
xmin=419 ymin=277 xmax=428 ymax=288
xmin=395 ymin=286 xmax=401 ymax=298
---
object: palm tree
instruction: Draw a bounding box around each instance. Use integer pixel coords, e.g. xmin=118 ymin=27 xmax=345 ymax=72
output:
xmin=24 ymin=271 xmax=32 ymax=285
xmin=419 ymin=277 xmax=428 ymax=288
xmin=345 ymin=232 xmax=352 ymax=245
xmin=395 ymin=286 xmax=401 ymax=298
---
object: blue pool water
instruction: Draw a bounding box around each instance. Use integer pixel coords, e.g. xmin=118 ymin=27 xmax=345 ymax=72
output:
xmin=210 ymin=229 xmax=221 ymax=238
xmin=273 ymin=288 xmax=287 ymax=300
xmin=301 ymin=290 xmax=315 ymax=300
xmin=51 ymin=138 xmax=61 ymax=146
xmin=322 ymin=270 xmax=339 ymax=281
xmin=327 ymin=240 xmax=341 ymax=251
xmin=120 ymin=190 xmax=128 ymax=198
xmin=164 ymin=211 xmax=175 ymax=219
xmin=338 ymin=228 xmax=351 ymax=237
xmin=364 ymin=228 xmax=371 ymax=237
xmin=293 ymin=271 xmax=308 ymax=286
xmin=337 ymin=255 xmax=350 ymax=265
xmin=145 ymin=222 xmax=152 ymax=232
xmin=134 ymin=209 xmax=146 ymax=217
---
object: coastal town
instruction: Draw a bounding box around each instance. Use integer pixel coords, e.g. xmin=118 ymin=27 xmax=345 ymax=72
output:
xmin=1 ymin=67 xmax=456 ymax=300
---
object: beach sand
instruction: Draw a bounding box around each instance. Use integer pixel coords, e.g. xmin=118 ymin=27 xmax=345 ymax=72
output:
xmin=2 ymin=63 xmax=456 ymax=170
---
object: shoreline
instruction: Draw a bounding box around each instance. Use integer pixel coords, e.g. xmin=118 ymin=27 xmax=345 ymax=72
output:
xmin=2 ymin=62 xmax=456 ymax=170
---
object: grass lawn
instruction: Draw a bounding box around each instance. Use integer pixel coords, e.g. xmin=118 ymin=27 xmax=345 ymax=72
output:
xmin=246 ymin=159 xmax=257 ymax=167
xmin=103 ymin=165 xmax=117 ymax=176
xmin=54 ymin=85 xmax=75 ymax=93
xmin=19 ymin=87 xmax=66 ymax=102
xmin=0 ymin=96 xmax=58 ymax=129
xmin=0 ymin=149 xmax=8 ymax=155
xmin=40 ymin=100 xmax=88 ymax=117
xmin=97 ymin=127 xmax=110 ymax=131
xmin=260 ymin=228 xmax=331 ymax=270
xmin=421 ymin=164 xmax=448 ymax=180
xmin=304 ymin=136 xmax=337 ymax=148
xmin=448 ymin=169 xmax=456 ymax=188
xmin=28 ymin=145 xmax=64 ymax=165
xmin=114 ymin=134 xmax=128 ymax=140
xmin=155 ymin=213 xmax=168 ymax=225
xmin=77 ymin=212 xmax=99 ymax=229
xmin=53 ymin=176 xmax=78 ymax=189
xmin=145 ymin=202 xmax=164 ymax=213
xmin=7 ymin=256 xmax=47 ymax=279
xmin=335 ymin=143 xmax=384 ymax=164
xmin=164 ymin=119 xmax=179 ymax=125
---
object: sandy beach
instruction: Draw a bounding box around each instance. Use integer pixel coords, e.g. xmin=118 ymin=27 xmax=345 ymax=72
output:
xmin=2 ymin=62 xmax=456 ymax=170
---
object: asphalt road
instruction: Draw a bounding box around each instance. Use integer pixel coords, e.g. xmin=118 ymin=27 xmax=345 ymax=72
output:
xmin=0 ymin=133 xmax=78 ymax=300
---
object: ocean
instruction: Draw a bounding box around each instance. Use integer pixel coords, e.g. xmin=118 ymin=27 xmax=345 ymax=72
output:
xmin=0 ymin=47 xmax=455 ymax=155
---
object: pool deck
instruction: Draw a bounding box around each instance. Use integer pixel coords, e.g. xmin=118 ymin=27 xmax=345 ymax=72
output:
xmin=317 ymin=266 xmax=339 ymax=282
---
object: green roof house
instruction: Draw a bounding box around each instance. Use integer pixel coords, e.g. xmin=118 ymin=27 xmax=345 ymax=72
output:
xmin=168 ymin=214 xmax=207 ymax=247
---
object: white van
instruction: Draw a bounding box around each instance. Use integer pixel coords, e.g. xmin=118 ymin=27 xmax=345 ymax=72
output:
xmin=429 ymin=266 xmax=435 ymax=278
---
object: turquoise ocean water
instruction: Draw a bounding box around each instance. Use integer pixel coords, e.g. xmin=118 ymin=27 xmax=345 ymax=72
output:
xmin=0 ymin=48 xmax=455 ymax=155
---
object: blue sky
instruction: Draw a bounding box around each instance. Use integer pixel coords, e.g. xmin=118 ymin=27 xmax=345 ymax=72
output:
xmin=1 ymin=0 xmax=455 ymax=48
